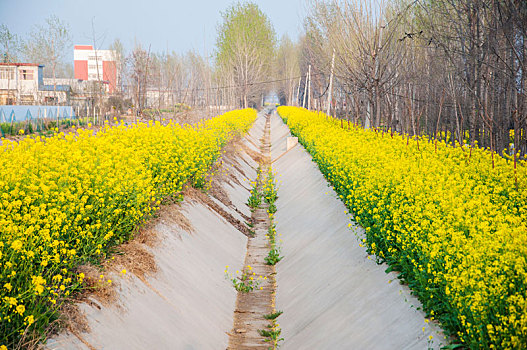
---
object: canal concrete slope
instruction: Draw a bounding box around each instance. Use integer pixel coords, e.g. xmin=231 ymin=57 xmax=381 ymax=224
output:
xmin=45 ymin=115 xmax=267 ymax=350
xmin=270 ymin=111 xmax=447 ymax=349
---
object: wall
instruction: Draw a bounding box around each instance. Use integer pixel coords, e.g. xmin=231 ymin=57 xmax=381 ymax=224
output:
xmin=0 ymin=65 xmax=39 ymax=104
xmin=74 ymin=45 xmax=117 ymax=93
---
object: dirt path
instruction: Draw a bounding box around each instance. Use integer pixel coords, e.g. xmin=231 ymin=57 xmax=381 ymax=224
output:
xmin=228 ymin=113 xmax=278 ymax=349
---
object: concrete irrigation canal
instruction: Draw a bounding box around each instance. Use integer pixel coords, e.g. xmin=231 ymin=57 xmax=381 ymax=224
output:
xmin=46 ymin=109 xmax=447 ymax=349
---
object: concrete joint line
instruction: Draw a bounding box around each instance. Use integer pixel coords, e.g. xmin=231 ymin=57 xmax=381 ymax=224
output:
xmin=271 ymin=143 xmax=298 ymax=164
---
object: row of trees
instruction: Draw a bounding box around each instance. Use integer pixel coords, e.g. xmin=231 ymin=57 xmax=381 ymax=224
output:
xmin=215 ymin=2 xmax=276 ymax=108
xmin=1 ymin=17 xmax=72 ymax=79
xmin=275 ymin=0 xmax=527 ymax=157
xmin=125 ymin=2 xmax=280 ymax=114
xmin=10 ymin=0 xmax=522 ymax=158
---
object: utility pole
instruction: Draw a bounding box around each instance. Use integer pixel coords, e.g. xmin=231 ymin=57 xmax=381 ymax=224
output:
xmin=296 ymin=76 xmax=301 ymax=106
xmin=307 ymin=65 xmax=312 ymax=110
xmin=326 ymin=49 xmax=335 ymax=116
xmin=302 ymin=71 xmax=308 ymax=108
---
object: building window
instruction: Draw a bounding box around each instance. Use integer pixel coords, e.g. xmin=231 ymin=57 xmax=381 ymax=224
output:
xmin=0 ymin=67 xmax=15 ymax=80
xmin=88 ymin=55 xmax=103 ymax=61
xmin=20 ymin=69 xmax=34 ymax=80
xmin=20 ymin=95 xmax=35 ymax=104
xmin=44 ymin=96 xmax=57 ymax=104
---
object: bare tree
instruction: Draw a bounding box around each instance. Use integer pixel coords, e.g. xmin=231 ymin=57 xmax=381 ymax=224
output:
xmin=24 ymin=15 xmax=71 ymax=104
xmin=129 ymin=43 xmax=149 ymax=116
xmin=305 ymin=0 xmax=407 ymax=128
xmin=215 ymin=2 xmax=276 ymax=108
xmin=294 ymin=0 xmax=526 ymax=156
xmin=0 ymin=24 xmax=20 ymax=104
xmin=275 ymin=34 xmax=301 ymax=105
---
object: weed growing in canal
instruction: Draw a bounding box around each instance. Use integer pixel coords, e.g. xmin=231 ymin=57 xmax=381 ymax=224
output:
xmin=225 ymin=265 xmax=265 ymax=293
xmin=265 ymin=247 xmax=283 ymax=265
xmin=245 ymin=220 xmax=255 ymax=236
xmin=247 ymin=186 xmax=261 ymax=209
xmin=267 ymin=202 xmax=277 ymax=214
xmin=427 ymin=335 xmax=435 ymax=350
xmin=259 ymin=320 xmax=284 ymax=349
xmin=263 ymin=311 xmax=283 ymax=320
xmin=263 ymin=168 xmax=278 ymax=205
xmin=265 ymin=222 xmax=282 ymax=265
xmin=247 ymin=167 xmax=263 ymax=210
xmin=264 ymin=170 xmax=283 ymax=266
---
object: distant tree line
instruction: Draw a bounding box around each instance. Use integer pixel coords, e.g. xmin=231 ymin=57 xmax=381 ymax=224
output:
xmin=275 ymin=0 xmax=527 ymax=157
xmin=0 ymin=3 xmax=278 ymax=117
xmin=0 ymin=17 xmax=73 ymax=79
xmin=7 ymin=0 xmax=523 ymax=158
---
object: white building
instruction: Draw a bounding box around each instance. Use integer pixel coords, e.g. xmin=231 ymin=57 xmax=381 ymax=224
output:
xmin=0 ymin=63 xmax=72 ymax=105
xmin=0 ymin=63 xmax=40 ymax=104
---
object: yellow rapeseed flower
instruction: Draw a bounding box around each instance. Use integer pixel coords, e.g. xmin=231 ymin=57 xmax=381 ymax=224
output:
xmin=16 ymin=305 xmax=25 ymax=315
xmin=278 ymin=106 xmax=527 ymax=348
xmin=0 ymin=108 xmax=257 ymax=345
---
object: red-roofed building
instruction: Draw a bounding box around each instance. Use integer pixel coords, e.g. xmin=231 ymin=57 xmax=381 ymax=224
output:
xmin=74 ymin=45 xmax=117 ymax=93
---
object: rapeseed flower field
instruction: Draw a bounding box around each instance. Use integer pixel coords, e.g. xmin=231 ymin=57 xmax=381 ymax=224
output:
xmin=0 ymin=109 xmax=256 ymax=347
xmin=278 ymin=106 xmax=527 ymax=349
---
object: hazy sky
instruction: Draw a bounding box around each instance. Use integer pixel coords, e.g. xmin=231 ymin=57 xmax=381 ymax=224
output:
xmin=0 ymin=0 xmax=306 ymax=61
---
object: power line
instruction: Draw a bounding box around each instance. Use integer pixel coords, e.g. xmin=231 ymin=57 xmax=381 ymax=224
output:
xmin=156 ymin=73 xmax=324 ymax=94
